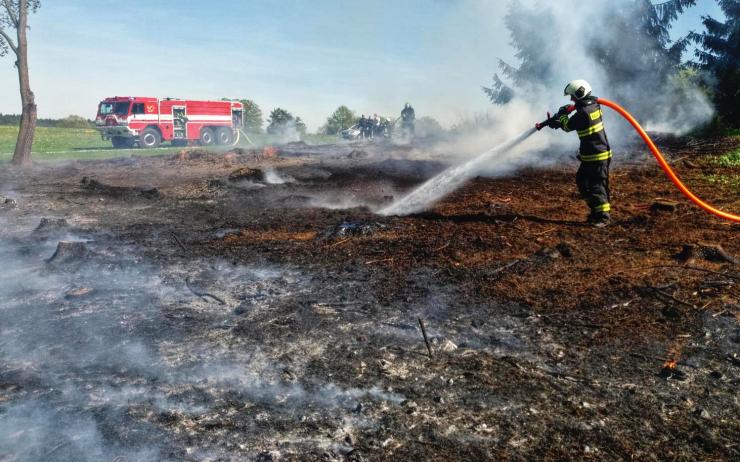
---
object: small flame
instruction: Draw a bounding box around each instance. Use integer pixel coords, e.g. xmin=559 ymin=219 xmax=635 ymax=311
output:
xmin=262 ymin=146 xmax=278 ymax=158
xmin=663 ymin=359 xmax=677 ymax=370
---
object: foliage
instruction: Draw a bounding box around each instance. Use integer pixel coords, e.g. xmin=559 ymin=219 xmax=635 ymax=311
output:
xmin=705 ymin=173 xmax=740 ymax=192
xmin=240 ymin=99 xmax=263 ymax=133
xmin=482 ymin=1 xmax=556 ymax=104
xmin=0 ymin=113 xmax=75 ymax=127
xmin=415 ymin=116 xmax=445 ymax=138
xmin=690 ymin=0 xmax=740 ymax=126
xmin=482 ymin=75 xmax=515 ymax=105
xmin=267 ymin=108 xmax=306 ymax=137
xmin=714 ymin=148 xmax=740 ymax=168
xmin=449 ymin=113 xmax=495 ymax=135
xmin=483 ymin=0 xmax=696 ymax=112
xmin=322 ymin=106 xmax=356 ymax=135
xmin=0 ymin=1 xmax=41 ymax=57
xmin=266 ymin=108 xmax=292 ymax=134
xmin=222 ymin=98 xmax=263 ymax=133
xmin=56 ymin=115 xmax=91 ymax=129
xmin=294 ymin=117 xmax=307 ymax=136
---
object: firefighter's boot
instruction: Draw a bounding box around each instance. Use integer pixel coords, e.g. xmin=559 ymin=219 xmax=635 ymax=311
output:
xmin=587 ymin=212 xmax=611 ymax=227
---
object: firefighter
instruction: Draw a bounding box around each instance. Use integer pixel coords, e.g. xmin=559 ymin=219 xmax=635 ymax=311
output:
xmin=359 ymin=114 xmax=369 ymax=140
xmin=372 ymin=113 xmax=381 ymax=140
xmin=401 ymin=103 xmax=415 ymax=137
xmin=549 ymin=80 xmax=612 ymax=227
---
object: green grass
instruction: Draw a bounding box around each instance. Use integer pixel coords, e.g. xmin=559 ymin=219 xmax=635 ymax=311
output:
xmin=0 ymin=125 xmax=341 ymax=163
xmin=705 ymin=173 xmax=740 ymax=193
xmin=0 ymin=125 xmax=176 ymax=162
xmin=713 ymin=148 xmax=740 ymax=168
xmin=0 ymin=126 xmax=105 ymax=153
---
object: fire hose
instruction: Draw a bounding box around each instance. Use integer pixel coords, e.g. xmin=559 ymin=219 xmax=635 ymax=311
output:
xmin=536 ymin=99 xmax=740 ymax=223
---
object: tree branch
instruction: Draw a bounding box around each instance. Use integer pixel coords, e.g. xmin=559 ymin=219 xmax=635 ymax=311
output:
xmin=2 ymin=0 xmax=19 ymax=27
xmin=0 ymin=26 xmax=18 ymax=54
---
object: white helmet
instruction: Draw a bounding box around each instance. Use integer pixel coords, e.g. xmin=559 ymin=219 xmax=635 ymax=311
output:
xmin=564 ymin=79 xmax=592 ymax=100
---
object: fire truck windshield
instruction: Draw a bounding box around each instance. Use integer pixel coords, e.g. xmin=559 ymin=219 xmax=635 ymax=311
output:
xmin=99 ymin=102 xmax=131 ymax=116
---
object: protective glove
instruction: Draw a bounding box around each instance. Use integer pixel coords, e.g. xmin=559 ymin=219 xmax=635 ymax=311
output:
xmin=555 ymin=105 xmax=571 ymax=118
xmin=548 ymin=118 xmax=562 ymax=129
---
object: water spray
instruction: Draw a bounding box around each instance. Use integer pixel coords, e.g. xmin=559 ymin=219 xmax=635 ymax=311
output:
xmin=378 ymin=127 xmax=537 ymax=216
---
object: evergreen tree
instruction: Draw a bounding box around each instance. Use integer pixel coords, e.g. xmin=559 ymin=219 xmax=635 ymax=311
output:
xmin=588 ymin=0 xmax=695 ymax=119
xmin=483 ymin=0 xmax=696 ymax=111
xmin=482 ymin=0 xmax=555 ymax=104
xmin=691 ymin=0 xmax=740 ymax=125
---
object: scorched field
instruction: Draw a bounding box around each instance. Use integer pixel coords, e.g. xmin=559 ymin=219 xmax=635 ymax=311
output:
xmin=0 ymin=137 xmax=738 ymax=461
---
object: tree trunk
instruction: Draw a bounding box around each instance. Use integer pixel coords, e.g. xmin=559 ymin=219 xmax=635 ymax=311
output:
xmin=11 ymin=0 xmax=35 ymax=166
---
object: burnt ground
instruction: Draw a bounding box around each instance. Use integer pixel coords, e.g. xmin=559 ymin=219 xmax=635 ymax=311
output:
xmin=0 ymin=137 xmax=738 ymax=461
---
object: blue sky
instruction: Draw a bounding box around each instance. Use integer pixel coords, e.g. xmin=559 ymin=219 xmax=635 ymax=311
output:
xmin=0 ymin=0 xmax=725 ymax=130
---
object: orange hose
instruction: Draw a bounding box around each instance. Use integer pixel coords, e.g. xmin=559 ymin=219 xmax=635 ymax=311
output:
xmin=597 ymin=98 xmax=740 ymax=223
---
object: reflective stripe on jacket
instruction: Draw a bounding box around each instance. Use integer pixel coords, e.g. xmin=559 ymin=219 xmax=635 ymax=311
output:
xmin=562 ymin=96 xmax=611 ymax=162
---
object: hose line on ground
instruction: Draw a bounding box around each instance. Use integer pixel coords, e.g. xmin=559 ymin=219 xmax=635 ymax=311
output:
xmin=597 ymin=98 xmax=740 ymax=223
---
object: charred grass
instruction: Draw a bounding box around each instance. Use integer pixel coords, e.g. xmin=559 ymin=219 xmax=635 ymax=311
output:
xmin=0 ymin=139 xmax=738 ymax=460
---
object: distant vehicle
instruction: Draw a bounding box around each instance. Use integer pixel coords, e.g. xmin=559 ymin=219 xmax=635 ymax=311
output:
xmin=340 ymin=124 xmax=362 ymax=140
xmin=95 ymin=97 xmax=243 ymax=148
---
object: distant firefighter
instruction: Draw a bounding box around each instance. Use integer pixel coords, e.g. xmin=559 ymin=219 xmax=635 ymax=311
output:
xmin=359 ymin=114 xmax=371 ymax=140
xmin=401 ymin=103 xmax=415 ymax=137
xmin=372 ymin=114 xmax=382 ymax=139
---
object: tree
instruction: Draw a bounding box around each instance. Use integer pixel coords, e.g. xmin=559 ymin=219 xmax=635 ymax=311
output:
xmin=294 ymin=116 xmax=307 ymax=136
xmin=482 ymin=0 xmax=557 ymax=104
xmin=587 ymin=0 xmax=696 ymax=119
xmin=222 ymin=98 xmax=264 ymax=133
xmin=322 ymin=105 xmax=356 ymax=135
xmin=239 ymin=99 xmax=263 ymax=133
xmin=267 ymin=108 xmax=293 ymax=134
xmin=56 ymin=115 xmax=91 ymax=129
xmin=483 ymin=0 xmax=696 ymax=116
xmin=691 ymin=0 xmax=740 ymax=126
xmin=1 ymin=1 xmax=40 ymax=166
xmin=415 ymin=116 xmax=445 ymax=138
xmin=267 ymin=108 xmax=306 ymax=138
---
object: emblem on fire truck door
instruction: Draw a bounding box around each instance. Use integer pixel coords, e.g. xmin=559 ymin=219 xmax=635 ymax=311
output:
xmin=146 ymin=104 xmax=156 ymax=113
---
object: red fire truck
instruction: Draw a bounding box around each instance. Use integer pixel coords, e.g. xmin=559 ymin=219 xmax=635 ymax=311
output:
xmin=95 ymin=97 xmax=243 ymax=148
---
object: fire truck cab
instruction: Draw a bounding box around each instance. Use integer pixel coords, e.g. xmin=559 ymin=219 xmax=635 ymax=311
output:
xmin=95 ymin=97 xmax=243 ymax=149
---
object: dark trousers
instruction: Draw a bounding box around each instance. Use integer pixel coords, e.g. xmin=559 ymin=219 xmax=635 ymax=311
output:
xmin=576 ymin=158 xmax=611 ymax=214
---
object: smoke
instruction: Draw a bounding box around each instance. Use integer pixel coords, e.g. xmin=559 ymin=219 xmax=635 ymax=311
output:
xmin=375 ymin=1 xmax=714 ymax=215
xmin=270 ymin=119 xmax=304 ymax=144
xmin=263 ymin=167 xmax=295 ymax=184
xmin=471 ymin=0 xmax=713 ymax=135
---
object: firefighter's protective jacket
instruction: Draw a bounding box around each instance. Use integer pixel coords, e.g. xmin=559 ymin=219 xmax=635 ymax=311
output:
xmin=401 ymin=106 xmax=415 ymax=122
xmin=559 ymin=96 xmax=611 ymax=162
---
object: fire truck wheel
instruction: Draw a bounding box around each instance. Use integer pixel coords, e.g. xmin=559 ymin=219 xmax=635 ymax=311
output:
xmin=139 ymin=128 xmax=161 ymax=148
xmin=215 ymin=127 xmax=234 ymax=145
xmin=200 ymin=127 xmax=215 ymax=146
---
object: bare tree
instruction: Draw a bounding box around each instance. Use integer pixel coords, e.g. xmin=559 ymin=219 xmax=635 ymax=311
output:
xmin=1 ymin=1 xmax=40 ymax=166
